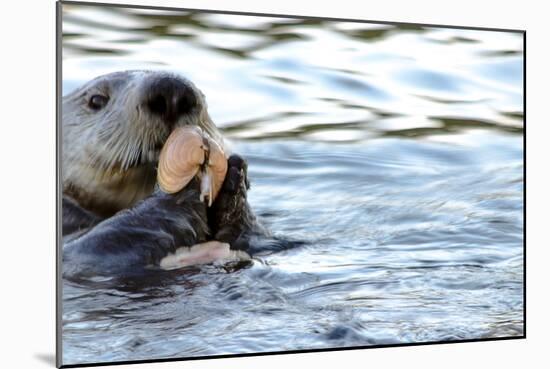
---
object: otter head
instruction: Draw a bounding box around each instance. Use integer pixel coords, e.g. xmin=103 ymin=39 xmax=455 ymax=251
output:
xmin=62 ymin=70 xmax=223 ymax=217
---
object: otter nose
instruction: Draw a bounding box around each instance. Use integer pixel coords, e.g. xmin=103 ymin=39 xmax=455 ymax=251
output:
xmin=145 ymin=77 xmax=197 ymax=124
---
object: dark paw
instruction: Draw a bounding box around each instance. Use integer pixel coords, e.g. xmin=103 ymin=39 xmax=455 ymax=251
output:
xmin=223 ymin=154 xmax=250 ymax=194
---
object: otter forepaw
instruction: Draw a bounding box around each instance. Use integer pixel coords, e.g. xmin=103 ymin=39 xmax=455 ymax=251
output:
xmin=208 ymin=153 xmax=257 ymax=247
xmin=223 ymin=154 xmax=250 ymax=194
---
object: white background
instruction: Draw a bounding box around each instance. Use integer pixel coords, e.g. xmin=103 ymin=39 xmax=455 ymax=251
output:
xmin=0 ymin=0 xmax=547 ymax=368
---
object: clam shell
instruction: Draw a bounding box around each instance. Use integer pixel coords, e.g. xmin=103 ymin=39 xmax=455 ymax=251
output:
xmin=203 ymin=136 xmax=227 ymax=204
xmin=158 ymin=126 xmax=227 ymax=203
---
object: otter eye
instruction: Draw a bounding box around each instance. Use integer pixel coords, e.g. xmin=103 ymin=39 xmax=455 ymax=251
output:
xmin=88 ymin=94 xmax=109 ymax=110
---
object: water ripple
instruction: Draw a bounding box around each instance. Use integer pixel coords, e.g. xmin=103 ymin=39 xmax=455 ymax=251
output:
xmin=61 ymin=4 xmax=523 ymax=365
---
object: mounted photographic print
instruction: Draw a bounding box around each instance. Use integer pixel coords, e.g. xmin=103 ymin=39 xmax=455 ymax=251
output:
xmin=57 ymin=1 xmax=525 ymax=367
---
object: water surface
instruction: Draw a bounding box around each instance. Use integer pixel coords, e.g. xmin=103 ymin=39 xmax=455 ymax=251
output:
xmin=62 ymin=5 xmax=524 ymax=365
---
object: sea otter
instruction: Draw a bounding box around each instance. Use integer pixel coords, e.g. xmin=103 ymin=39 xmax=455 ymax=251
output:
xmin=62 ymin=70 xmax=273 ymax=277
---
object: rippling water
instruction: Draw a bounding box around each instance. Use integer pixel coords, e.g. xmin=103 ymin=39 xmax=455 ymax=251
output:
xmin=61 ymin=4 xmax=524 ymax=365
